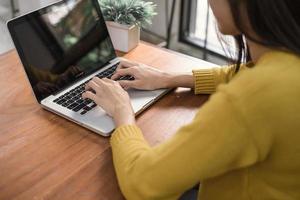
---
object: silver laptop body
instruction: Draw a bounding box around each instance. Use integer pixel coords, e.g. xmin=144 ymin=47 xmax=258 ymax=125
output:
xmin=7 ymin=0 xmax=169 ymax=136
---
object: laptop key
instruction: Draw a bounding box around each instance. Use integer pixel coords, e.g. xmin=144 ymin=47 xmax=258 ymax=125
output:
xmin=118 ymin=75 xmax=132 ymax=81
xmin=79 ymin=90 xmax=85 ymax=94
xmin=64 ymin=95 xmax=72 ymax=100
xmin=85 ymin=99 xmax=93 ymax=104
xmin=107 ymin=73 xmax=113 ymax=79
xmin=72 ymin=103 xmax=86 ymax=112
xmin=80 ymin=110 xmax=87 ymax=115
xmin=57 ymin=99 xmax=66 ymax=105
xmin=90 ymin=103 xmax=97 ymax=108
xmin=67 ymin=102 xmax=78 ymax=109
xmin=69 ymin=89 xmax=76 ymax=93
xmin=66 ymin=99 xmax=75 ymax=105
xmin=83 ymin=106 xmax=92 ymax=111
xmin=62 ymin=103 xmax=68 ymax=107
xmin=98 ymin=74 xmax=105 ymax=79
xmin=72 ymin=96 xmax=80 ymax=101
xmin=54 ymin=95 xmax=64 ymax=102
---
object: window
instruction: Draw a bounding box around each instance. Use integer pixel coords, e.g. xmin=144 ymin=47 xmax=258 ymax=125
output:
xmin=180 ymin=0 xmax=235 ymax=58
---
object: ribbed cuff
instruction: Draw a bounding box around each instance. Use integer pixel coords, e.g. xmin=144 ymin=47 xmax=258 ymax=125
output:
xmin=110 ymin=125 xmax=145 ymax=146
xmin=192 ymin=69 xmax=217 ymax=94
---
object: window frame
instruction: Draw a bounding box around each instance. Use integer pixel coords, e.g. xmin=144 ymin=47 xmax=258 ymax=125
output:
xmin=179 ymin=0 xmax=228 ymax=59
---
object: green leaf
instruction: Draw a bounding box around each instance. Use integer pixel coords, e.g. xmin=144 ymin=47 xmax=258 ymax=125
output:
xmin=98 ymin=0 xmax=157 ymax=27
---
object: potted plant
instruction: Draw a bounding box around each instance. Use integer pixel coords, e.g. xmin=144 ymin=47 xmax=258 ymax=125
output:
xmin=99 ymin=0 xmax=157 ymax=52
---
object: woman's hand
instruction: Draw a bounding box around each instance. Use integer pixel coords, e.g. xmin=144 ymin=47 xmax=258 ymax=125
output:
xmin=111 ymin=59 xmax=172 ymax=90
xmin=82 ymin=77 xmax=135 ymax=127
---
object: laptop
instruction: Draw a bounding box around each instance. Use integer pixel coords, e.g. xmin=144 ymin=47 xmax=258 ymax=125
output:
xmin=7 ymin=0 xmax=169 ymax=137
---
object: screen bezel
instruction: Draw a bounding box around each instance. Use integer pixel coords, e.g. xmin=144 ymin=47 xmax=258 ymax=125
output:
xmin=7 ymin=0 xmax=117 ymax=103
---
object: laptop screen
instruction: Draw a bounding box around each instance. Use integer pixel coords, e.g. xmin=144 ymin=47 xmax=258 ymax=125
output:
xmin=8 ymin=0 xmax=116 ymax=102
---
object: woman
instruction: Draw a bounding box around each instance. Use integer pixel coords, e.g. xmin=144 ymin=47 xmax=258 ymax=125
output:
xmin=82 ymin=0 xmax=300 ymax=199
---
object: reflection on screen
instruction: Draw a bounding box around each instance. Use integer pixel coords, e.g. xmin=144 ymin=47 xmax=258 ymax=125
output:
xmin=12 ymin=0 xmax=116 ymax=101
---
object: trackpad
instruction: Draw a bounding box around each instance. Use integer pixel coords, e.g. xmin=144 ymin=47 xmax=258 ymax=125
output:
xmin=127 ymin=89 xmax=157 ymax=112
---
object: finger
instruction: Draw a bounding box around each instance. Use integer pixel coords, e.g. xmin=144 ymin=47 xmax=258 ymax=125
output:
xmin=85 ymin=80 xmax=99 ymax=92
xmin=111 ymin=68 xmax=135 ymax=80
xmin=102 ymin=77 xmax=113 ymax=82
xmin=111 ymin=72 xmax=122 ymax=80
xmin=93 ymin=77 xmax=110 ymax=86
xmin=119 ymin=59 xmax=138 ymax=68
xmin=118 ymin=80 xmax=138 ymax=89
xmin=82 ymin=91 xmax=97 ymax=101
xmin=85 ymin=80 xmax=96 ymax=90
xmin=116 ymin=60 xmax=139 ymax=72
xmin=91 ymin=77 xmax=104 ymax=85
xmin=111 ymin=70 xmax=122 ymax=80
xmin=123 ymin=85 xmax=131 ymax=91
xmin=112 ymin=68 xmax=133 ymax=80
xmin=103 ymin=78 xmax=121 ymax=87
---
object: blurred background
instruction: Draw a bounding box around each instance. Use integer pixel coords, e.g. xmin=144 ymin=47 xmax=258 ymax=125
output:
xmin=0 ymin=0 xmax=228 ymax=65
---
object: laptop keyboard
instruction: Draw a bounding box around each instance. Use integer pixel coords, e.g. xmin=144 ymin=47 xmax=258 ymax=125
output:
xmin=53 ymin=63 xmax=134 ymax=115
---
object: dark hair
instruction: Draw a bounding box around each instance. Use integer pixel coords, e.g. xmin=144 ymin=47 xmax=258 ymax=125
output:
xmin=227 ymin=0 xmax=300 ymax=72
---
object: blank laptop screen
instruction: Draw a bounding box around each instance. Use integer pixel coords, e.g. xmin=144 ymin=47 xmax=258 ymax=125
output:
xmin=9 ymin=0 xmax=116 ymax=102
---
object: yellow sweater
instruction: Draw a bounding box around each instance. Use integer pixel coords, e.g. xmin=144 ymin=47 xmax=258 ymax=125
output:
xmin=110 ymin=51 xmax=300 ymax=200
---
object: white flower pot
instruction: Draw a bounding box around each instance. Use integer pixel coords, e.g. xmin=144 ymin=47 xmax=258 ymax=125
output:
xmin=105 ymin=21 xmax=140 ymax=53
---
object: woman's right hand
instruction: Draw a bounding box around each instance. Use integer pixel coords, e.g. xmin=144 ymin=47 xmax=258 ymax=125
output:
xmin=111 ymin=59 xmax=172 ymax=91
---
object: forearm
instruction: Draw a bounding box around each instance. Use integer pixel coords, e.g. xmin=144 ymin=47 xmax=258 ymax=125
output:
xmin=161 ymin=65 xmax=245 ymax=94
xmin=162 ymin=70 xmax=215 ymax=94
xmin=163 ymin=72 xmax=195 ymax=89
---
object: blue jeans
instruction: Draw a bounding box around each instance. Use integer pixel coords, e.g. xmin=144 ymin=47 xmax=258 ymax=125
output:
xmin=179 ymin=184 xmax=199 ymax=200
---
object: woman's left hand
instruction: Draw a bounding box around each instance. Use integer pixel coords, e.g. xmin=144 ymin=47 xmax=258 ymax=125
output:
xmin=82 ymin=77 xmax=135 ymax=127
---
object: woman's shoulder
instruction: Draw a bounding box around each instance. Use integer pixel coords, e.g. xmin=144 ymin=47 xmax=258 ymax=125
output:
xmin=256 ymin=50 xmax=300 ymax=70
xmin=226 ymin=51 xmax=300 ymax=93
xmin=215 ymin=50 xmax=300 ymax=117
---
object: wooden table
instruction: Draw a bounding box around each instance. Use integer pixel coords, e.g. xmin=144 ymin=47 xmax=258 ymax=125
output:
xmin=0 ymin=42 xmax=215 ymax=200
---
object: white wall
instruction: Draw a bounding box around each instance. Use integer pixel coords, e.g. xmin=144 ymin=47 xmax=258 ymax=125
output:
xmin=0 ymin=0 xmax=12 ymax=20
xmin=149 ymin=0 xmax=168 ymax=37
xmin=18 ymin=0 xmax=57 ymax=15
xmin=145 ymin=0 xmax=181 ymax=40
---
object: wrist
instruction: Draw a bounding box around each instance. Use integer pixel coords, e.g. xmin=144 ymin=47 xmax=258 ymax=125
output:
xmin=161 ymin=72 xmax=176 ymax=88
xmin=162 ymin=72 xmax=194 ymax=88
xmin=114 ymin=105 xmax=136 ymax=127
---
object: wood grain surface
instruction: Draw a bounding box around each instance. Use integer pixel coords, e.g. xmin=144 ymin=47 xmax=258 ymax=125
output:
xmin=0 ymin=42 xmax=214 ymax=200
